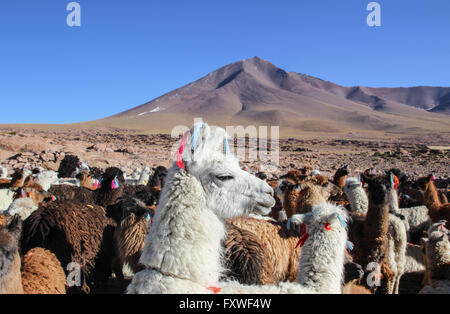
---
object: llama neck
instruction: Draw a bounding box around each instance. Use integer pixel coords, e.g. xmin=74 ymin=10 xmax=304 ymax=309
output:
xmin=364 ymin=198 xmax=390 ymax=240
xmin=139 ymin=166 xmax=226 ymax=286
xmin=389 ymin=189 xmax=399 ymax=212
xmin=347 ymin=186 xmax=368 ymax=214
xmin=424 ymin=182 xmax=442 ymax=213
xmin=298 ymin=225 xmax=346 ymax=293
xmin=283 ymin=190 xmax=299 ymax=217
xmin=334 ymin=174 xmax=347 ymax=189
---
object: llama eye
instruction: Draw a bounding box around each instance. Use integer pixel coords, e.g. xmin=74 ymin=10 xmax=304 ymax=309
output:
xmin=216 ymin=175 xmax=234 ymax=181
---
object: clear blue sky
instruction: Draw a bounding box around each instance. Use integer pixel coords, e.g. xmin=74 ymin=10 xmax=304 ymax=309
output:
xmin=1 ymin=1 xmax=449 ymax=124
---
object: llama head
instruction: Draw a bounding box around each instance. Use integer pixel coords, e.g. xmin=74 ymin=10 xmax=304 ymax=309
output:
xmin=148 ymin=166 xmax=168 ymax=188
xmin=274 ymin=178 xmax=302 ymax=214
xmin=296 ymin=203 xmax=349 ymax=236
xmin=13 ymin=186 xmax=54 ymax=206
xmin=360 ymin=173 xmax=393 ymax=206
xmin=143 ymin=165 xmax=151 ymax=174
xmin=275 ymin=169 xmax=308 ymax=208
xmin=335 ymin=165 xmax=349 ymax=176
xmin=176 ymin=122 xmax=275 ymax=218
xmin=101 ymin=167 xmax=124 ymax=187
xmin=427 ymin=220 xmax=449 ymax=239
xmin=411 ymin=174 xmax=435 ymax=193
xmin=107 ymin=196 xmax=151 ymax=225
xmin=10 ymin=169 xmax=24 ymax=184
xmin=343 ymin=177 xmax=363 ymax=193
xmin=138 ymin=166 xmax=152 ymax=182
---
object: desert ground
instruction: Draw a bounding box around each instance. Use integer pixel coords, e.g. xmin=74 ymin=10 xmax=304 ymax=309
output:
xmin=1 ymin=127 xmax=448 ymax=180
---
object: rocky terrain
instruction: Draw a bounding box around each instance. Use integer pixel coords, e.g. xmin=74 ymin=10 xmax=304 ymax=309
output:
xmin=1 ymin=127 xmax=448 ymax=179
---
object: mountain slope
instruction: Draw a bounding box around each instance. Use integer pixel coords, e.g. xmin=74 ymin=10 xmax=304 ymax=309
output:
xmin=92 ymin=57 xmax=450 ymax=137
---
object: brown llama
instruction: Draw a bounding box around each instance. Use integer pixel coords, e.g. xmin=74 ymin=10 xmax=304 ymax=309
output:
xmin=21 ymin=201 xmax=117 ymax=294
xmin=275 ymin=178 xmax=303 ymax=218
xmin=413 ymin=175 xmax=450 ymax=229
xmin=48 ymin=184 xmax=96 ymax=205
xmin=341 ymin=258 xmax=372 ymax=294
xmin=347 ymin=174 xmax=395 ymax=294
xmin=147 ymin=166 xmax=168 ymax=188
xmin=21 ymin=247 xmax=66 ymax=294
xmin=96 ymin=167 xmax=125 ymax=208
xmin=106 ymin=196 xmax=151 ymax=280
xmin=276 ymin=179 xmax=327 ymax=217
xmin=225 ymin=216 xmax=301 ymax=284
xmin=76 ymin=171 xmax=100 ymax=191
xmin=222 ymin=222 xmax=265 ymax=285
xmin=333 ymin=165 xmax=349 ymax=189
xmin=0 ymin=169 xmax=25 ymax=189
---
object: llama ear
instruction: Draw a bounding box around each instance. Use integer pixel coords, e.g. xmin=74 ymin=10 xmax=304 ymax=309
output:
xmin=181 ymin=122 xmax=211 ymax=163
xmin=328 ymin=211 xmax=348 ymax=228
xmin=389 ymin=173 xmax=395 ymax=188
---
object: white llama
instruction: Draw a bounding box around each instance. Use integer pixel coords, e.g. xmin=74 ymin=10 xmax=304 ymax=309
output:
xmin=127 ymin=122 xmax=349 ymax=294
xmin=137 ymin=166 xmax=152 ymax=185
xmin=419 ymin=221 xmax=450 ymax=294
xmin=343 ymin=177 xmax=368 ymax=214
xmin=3 ymin=197 xmax=38 ymax=220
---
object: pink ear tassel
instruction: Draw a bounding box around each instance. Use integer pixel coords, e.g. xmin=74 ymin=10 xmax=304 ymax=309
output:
xmin=111 ymin=177 xmax=119 ymax=190
xmin=175 ymin=132 xmax=189 ymax=169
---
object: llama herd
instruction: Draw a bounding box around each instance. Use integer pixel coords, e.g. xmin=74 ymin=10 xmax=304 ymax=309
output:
xmin=0 ymin=122 xmax=449 ymax=294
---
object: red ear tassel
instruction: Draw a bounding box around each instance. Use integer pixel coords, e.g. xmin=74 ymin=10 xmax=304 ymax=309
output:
xmin=175 ymin=132 xmax=189 ymax=169
xmin=295 ymin=223 xmax=309 ymax=249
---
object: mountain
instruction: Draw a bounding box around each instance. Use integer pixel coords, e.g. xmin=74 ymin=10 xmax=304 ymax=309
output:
xmin=92 ymin=57 xmax=450 ymax=137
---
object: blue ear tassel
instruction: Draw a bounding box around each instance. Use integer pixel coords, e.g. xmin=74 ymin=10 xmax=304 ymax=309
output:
xmin=337 ymin=215 xmax=347 ymax=228
xmin=287 ymin=218 xmax=291 ymax=230
xmin=191 ymin=122 xmax=203 ymax=150
xmin=346 ymin=241 xmax=354 ymax=251
xmin=224 ymin=138 xmax=231 ymax=155
xmin=390 ymin=173 xmax=394 ymax=186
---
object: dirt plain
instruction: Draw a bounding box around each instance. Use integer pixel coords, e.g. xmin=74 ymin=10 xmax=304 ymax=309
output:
xmin=0 ymin=127 xmax=448 ymax=180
